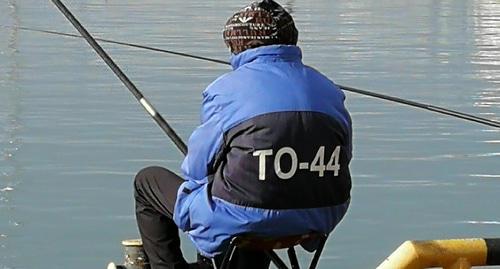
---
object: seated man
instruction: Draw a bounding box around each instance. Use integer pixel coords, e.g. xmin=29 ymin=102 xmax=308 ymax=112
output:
xmin=134 ymin=0 xmax=352 ymax=268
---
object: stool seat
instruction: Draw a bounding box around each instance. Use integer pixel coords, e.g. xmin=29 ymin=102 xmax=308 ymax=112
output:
xmin=217 ymin=232 xmax=328 ymax=269
xmin=229 ymin=233 xmax=323 ymax=250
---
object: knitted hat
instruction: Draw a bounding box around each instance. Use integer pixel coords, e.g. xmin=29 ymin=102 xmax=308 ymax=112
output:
xmin=223 ymin=0 xmax=298 ymax=54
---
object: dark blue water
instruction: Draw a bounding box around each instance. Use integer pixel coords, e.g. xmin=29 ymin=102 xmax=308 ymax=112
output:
xmin=1 ymin=0 xmax=499 ymax=268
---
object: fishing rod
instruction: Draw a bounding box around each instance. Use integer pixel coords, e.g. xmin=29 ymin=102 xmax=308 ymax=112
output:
xmin=7 ymin=24 xmax=500 ymax=129
xmin=49 ymin=0 xmax=188 ymax=155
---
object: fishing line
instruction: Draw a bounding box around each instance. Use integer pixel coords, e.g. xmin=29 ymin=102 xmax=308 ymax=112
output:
xmin=1 ymin=25 xmax=229 ymax=65
xmin=49 ymin=0 xmax=188 ymax=155
xmin=5 ymin=24 xmax=500 ymax=129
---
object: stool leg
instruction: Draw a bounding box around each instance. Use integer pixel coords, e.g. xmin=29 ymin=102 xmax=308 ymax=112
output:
xmin=287 ymin=247 xmax=300 ymax=269
xmin=266 ymin=250 xmax=289 ymax=269
xmin=219 ymin=243 xmax=237 ymax=269
xmin=308 ymin=236 xmax=327 ymax=269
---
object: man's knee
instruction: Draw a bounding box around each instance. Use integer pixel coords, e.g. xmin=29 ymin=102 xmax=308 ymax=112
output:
xmin=134 ymin=166 xmax=165 ymax=194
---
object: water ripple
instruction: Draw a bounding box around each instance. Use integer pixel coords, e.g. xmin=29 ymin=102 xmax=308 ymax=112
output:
xmin=0 ymin=187 xmax=14 ymax=192
xmin=460 ymin=220 xmax=500 ymax=225
xmin=469 ymin=174 xmax=500 ymax=179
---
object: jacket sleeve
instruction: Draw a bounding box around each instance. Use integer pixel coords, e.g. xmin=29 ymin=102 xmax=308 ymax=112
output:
xmin=181 ymin=91 xmax=224 ymax=185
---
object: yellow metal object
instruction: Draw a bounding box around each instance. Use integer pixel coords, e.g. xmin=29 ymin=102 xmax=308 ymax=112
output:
xmin=377 ymin=238 xmax=488 ymax=269
xmin=445 ymin=258 xmax=472 ymax=269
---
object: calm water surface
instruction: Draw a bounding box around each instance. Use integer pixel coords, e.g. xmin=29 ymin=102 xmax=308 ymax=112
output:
xmin=0 ymin=0 xmax=499 ymax=268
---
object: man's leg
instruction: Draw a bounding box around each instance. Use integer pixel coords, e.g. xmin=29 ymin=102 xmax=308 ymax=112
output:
xmin=134 ymin=166 xmax=188 ymax=269
xmin=232 ymin=249 xmax=271 ymax=269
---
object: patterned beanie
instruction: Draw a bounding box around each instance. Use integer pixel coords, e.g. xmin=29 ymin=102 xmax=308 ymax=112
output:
xmin=223 ymin=0 xmax=298 ymax=54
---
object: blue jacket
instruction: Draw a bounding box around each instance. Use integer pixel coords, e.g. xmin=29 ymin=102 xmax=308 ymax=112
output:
xmin=174 ymin=45 xmax=352 ymax=257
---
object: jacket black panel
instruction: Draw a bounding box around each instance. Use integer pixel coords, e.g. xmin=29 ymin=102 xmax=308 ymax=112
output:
xmin=212 ymin=111 xmax=351 ymax=209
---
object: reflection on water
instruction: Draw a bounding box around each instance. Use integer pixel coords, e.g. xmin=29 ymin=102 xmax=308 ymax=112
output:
xmin=472 ymin=0 xmax=500 ymax=116
xmin=0 ymin=0 xmax=22 ymax=267
xmin=283 ymin=0 xmax=295 ymax=14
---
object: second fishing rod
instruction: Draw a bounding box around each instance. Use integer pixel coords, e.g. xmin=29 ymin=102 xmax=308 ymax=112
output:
xmin=13 ymin=25 xmax=500 ymax=129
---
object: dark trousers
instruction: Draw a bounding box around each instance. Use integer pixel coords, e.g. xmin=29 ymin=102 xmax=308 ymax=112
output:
xmin=134 ymin=166 xmax=270 ymax=269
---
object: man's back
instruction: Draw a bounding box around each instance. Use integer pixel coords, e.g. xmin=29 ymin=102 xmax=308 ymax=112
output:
xmin=174 ymin=44 xmax=352 ymax=257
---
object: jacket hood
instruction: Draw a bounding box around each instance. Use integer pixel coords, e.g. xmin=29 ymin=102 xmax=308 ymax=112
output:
xmin=230 ymin=45 xmax=302 ymax=70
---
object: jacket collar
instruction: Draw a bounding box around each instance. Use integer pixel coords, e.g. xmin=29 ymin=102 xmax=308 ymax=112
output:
xmin=230 ymin=45 xmax=303 ymax=70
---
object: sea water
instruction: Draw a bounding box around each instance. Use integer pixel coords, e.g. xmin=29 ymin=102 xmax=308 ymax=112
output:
xmin=0 ymin=0 xmax=499 ymax=268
